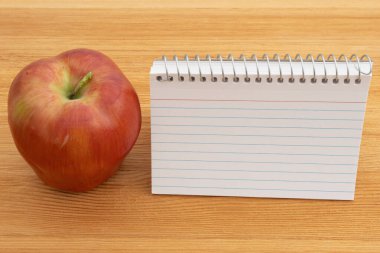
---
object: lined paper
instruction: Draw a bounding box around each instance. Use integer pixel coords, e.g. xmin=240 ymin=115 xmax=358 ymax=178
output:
xmin=150 ymin=60 xmax=372 ymax=200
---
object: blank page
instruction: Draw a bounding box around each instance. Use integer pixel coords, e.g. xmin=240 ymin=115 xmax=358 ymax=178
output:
xmin=150 ymin=57 xmax=372 ymax=200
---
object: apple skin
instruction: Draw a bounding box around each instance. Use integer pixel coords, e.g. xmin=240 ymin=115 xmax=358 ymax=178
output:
xmin=8 ymin=49 xmax=141 ymax=192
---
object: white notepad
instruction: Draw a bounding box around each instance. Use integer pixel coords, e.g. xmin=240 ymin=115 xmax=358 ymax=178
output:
xmin=150 ymin=54 xmax=372 ymax=200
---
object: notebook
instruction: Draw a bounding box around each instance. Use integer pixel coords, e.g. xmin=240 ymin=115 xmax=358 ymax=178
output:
xmin=150 ymin=54 xmax=373 ymax=200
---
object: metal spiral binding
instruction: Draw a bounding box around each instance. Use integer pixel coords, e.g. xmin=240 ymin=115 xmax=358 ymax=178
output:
xmin=157 ymin=54 xmax=372 ymax=84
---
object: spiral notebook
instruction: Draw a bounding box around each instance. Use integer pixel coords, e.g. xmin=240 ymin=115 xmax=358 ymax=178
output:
xmin=150 ymin=54 xmax=373 ymax=200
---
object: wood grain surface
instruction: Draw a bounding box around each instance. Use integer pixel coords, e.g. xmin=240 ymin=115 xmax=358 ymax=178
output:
xmin=0 ymin=1 xmax=379 ymax=252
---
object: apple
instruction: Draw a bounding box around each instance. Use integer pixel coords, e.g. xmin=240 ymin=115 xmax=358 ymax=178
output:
xmin=8 ymin=49 xmax=141 ymax=192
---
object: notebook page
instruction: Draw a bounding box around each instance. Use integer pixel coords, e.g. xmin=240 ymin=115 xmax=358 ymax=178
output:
xmin=150 ymin=60 xmax=372 ymax=200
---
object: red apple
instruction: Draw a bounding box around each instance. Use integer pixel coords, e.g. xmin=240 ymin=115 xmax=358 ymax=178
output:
xmin=8 ymin=49 xmax=141 ymax=192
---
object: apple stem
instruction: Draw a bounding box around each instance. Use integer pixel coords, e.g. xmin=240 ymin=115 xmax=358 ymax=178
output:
xmin=69 ymin=72 xmax=93 ymax=99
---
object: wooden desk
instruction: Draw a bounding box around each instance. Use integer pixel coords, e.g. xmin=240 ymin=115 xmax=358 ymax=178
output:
xmin=0 ymin=1 xmax=379 ymax=252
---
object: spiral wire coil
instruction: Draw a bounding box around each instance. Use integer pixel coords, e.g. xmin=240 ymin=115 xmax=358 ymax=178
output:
xmin=156 ymin=54 xmax=372 ymax=84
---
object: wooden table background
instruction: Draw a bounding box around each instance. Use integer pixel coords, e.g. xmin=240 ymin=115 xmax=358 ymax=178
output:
xmin=0 ymin=1 xmax=379 ymax=252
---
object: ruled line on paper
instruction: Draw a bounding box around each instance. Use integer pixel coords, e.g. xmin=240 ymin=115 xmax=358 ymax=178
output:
xmin=151 ymin=123 xmax=362 ymax=130
xmin=152 ymin=150 xmax=358 ymax=157
xmin=152 ymin=115 xmax=363 ymax=121
xmin=153 ymin=176 xmax=355 ymax=184
xmin=151 ymin=98 xmax=367 ymax=104
xmin=152 ymin=141 xmax=358 ymax=148
xmin=152 ymin=132 xmax=361 ymax=139
xmin=152 ymin=158 xmax=356 ymax=166
xmin=154 ymin=168 xmax=356 ymax=175
xmin=152 ymin=185 xmax=355 ymax=193
xmin=151 ymin=106 xmax=366 ymax=112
